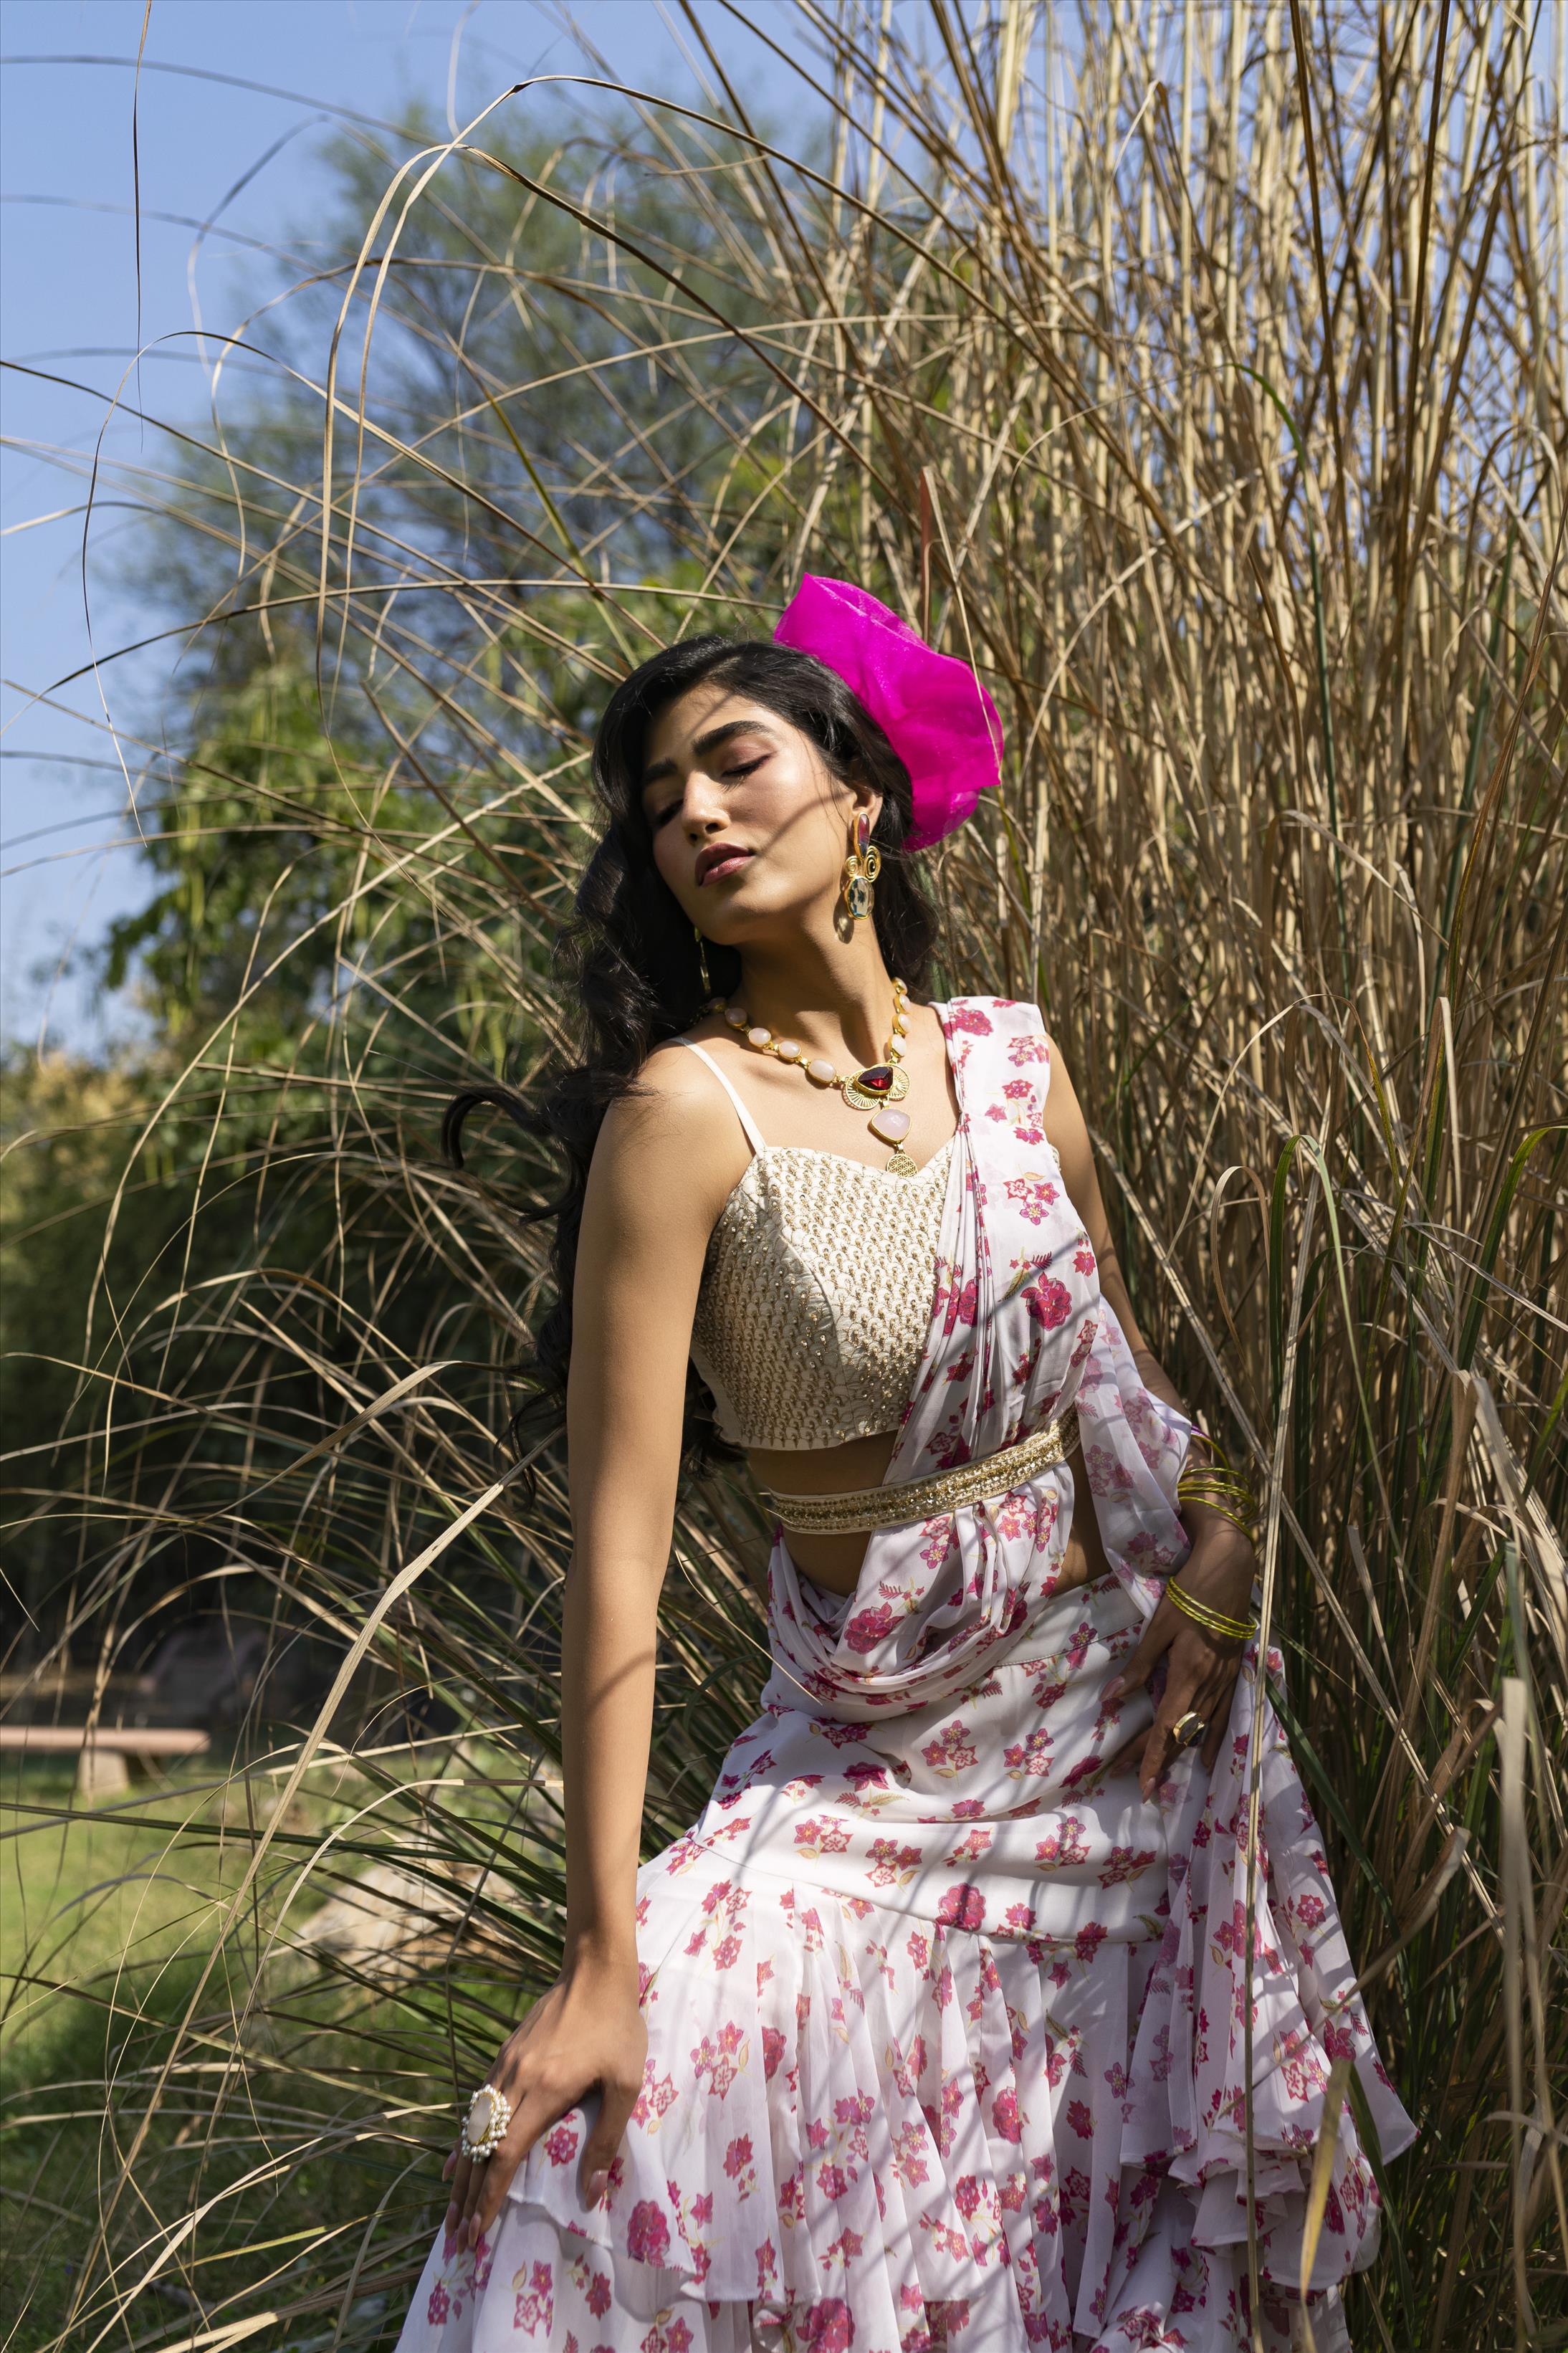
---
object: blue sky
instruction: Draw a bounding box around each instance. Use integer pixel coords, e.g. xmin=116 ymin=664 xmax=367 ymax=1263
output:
xmin=1 ymin=0 xmax=800 ymax=1050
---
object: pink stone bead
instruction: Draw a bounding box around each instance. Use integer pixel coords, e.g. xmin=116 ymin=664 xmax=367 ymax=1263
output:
xmin=774 ymin=1039 xmax=803 ymax=1061
xmin=805 ymin=1058 xmax=838 ymax=1086
xmin=869 ymin=1107 xmax=912 ymax=1145
xmin=747 ymin=1026 xmax=772 ymax=1049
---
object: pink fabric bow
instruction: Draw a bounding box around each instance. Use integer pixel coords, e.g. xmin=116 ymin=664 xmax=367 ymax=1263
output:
xmin=773 ymin=575 xmax=1003 ymax=850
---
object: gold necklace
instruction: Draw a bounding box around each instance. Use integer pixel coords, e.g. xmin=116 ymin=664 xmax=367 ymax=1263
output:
xmin=709 ymin=975 xmax=918 ymax=1174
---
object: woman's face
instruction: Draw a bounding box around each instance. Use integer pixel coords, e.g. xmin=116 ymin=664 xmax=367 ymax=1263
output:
xmin=639 ymin=681 xmax=879 ymax=942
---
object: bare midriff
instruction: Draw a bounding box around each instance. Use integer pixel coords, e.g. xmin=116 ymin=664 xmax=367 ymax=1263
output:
xmin=746 ymin=1425 xmax=1109 ymax=1598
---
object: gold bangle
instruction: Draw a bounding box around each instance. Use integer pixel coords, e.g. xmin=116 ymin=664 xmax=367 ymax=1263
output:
xmin=1175 ymin=1477 xmax=1258 ymax=1543
xmin=1177 ymin=1482 xmax=1258 ymax=1521
xmin=1164 ymin=1577 xmax=1257 ymax=1642
xmin=1172 ymin=1486 xmax=1261 ymax=1524
xmin=1177 ymin=1466 xmax=1256 ymax=1504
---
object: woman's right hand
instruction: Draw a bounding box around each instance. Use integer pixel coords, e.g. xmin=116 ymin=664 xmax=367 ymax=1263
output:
xmin=440 ymin=1952 xmax=647 ymax=2255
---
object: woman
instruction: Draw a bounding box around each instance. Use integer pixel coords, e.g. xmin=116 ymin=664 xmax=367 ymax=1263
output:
xmin=395 ymin=581 xmax=1413 ymax=2352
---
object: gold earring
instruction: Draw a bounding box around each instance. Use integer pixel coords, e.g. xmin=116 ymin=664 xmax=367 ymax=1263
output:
xmin=841 ymin=808 xmax=881 ymax=922
xmin=692 ymin=923 xmax=719 ymax=1006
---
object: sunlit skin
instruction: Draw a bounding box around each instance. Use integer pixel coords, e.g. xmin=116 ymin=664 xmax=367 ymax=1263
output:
xmin=439 ymin=682 xmax=1260 ymax=2256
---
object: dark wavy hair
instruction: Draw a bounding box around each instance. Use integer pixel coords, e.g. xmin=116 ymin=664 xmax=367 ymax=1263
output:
xmin=444 ymin=634 xmax=942 ymax=1471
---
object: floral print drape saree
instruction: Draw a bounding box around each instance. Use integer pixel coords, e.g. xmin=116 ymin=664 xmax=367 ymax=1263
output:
xmin=397 ymin=998 xmax=1414 ymax=2353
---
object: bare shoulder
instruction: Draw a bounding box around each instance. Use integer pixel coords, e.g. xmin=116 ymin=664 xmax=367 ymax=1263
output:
xmin=586 ymin=1035 xmax=750 ymax=1233
xmin=1038 ymin=1028 xmax=1094 ymax=1155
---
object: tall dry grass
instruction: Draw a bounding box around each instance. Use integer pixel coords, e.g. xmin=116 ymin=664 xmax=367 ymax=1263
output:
xmin=2 ymin=4 xmax=1564 ymax=2347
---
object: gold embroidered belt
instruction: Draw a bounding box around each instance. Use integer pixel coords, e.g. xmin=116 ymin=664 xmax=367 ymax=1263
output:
xmin=760 ymin=1410 xmax=1081 ymax=1535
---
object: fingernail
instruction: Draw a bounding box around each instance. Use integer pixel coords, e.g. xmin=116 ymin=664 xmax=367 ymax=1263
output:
xmin=1101 ymin=1676 xmax=1122 ymax=1701
xmin=587 ymin=2169 xmax=608 ymax=2204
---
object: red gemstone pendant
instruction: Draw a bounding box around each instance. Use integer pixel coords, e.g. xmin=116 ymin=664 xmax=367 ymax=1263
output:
xmin=842 ymin=1061 xmax=911 ymax=1111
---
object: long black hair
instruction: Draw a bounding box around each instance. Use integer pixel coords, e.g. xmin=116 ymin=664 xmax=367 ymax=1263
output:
xmin=443 ymin=634 xmax=942 ymax=1470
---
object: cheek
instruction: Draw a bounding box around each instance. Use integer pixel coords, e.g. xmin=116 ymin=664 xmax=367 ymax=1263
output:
xmin=649 ymin=824 xmax=687 ymax=897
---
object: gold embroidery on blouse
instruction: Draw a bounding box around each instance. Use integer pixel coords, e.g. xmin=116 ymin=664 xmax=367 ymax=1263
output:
xmin=689 ymin=1137 xmax=956 ymax=1452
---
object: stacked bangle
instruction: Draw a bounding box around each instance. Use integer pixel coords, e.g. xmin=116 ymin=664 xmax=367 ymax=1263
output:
xmin=1175 ymin=1426 xmax=1260 ymax=1545
xmin=1164 ymin=1575 xmax=1258 ymax=1643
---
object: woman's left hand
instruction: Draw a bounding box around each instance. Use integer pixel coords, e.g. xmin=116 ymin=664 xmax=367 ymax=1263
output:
xmin=1100 ymin=1517 xmax=1257 ymax=1797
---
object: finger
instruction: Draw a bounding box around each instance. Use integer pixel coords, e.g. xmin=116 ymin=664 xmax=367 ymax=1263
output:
xmin=1101 ymin=1604 xmax=1175 ymax=1702
xmin=1138 ymin=1724 xmax=1175 ymax=1799
xmin=580 ymin=2079 xmax=641 ymax=2207
xmin=1149 ymin=1664 xmax=1239 ymax=1793
xmin=1198 ymin=1658 xmax=1244 ymax=1769
xmin=467 ymin=2087 xmax=565 ymax=2248
xmin=472 ymin=2146 xmax=527 ymax=2247
xmin=1102 ymin=1721 xmax=1152 ymax=1780
xmin=1139 ymin=1678 xmax=1208 ymax=1798
xmin=454 ymin=2157 xmax=490 ymax=2249
xmin=444 ymin=2151 xmax=474 ymax=2235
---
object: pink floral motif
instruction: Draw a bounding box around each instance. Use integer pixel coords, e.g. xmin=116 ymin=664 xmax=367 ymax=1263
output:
xmin=510 ymin=2259 xmax=553 ymax=2334
xmin=631 ymin=2066 xmax=678 ymax=2129
xmin=1023 ymin=1271 xmax=1073 ymax=1326
xmin=796 ymin=2299 xmax=855 ymax=2350
xmin=841 ymin=1598 xmax=898 ymax=1655
xmin=991 ymin=2084 xmax=1023 ymax=2142
xmin=936 ymin=1883 xmax=986 ymax=1931
xmin=1004 ymin=1175 xmax=1061 ymax=1226
xmin=868 ymin=1838 xmax=924 ymax=1887
xmin=690 ymin=2021 xmax=748 ymax=2100
xmin=625 ymin=2201 xmax=670 ymax=2266
xmin=1097 ymin=1843 xmax=1158 ymax=1887
xmin=1034 ymin=1815 xmax=1091 ymax=1868
xmin=919 ymin=1719 xmax=979 ymax=1775
xmin=1003 ymin=1726 xmax=1055 ymax=1777
xmin=793 ymin=1815 xmax=854 ymax=1858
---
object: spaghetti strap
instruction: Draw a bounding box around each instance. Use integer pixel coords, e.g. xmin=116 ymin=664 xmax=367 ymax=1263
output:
xmin=672 ymin=1038 xmax=768 ymax=1157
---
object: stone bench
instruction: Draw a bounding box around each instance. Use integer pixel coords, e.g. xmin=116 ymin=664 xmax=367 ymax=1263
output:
xmin=0 ymin=1723 xmax=211 ymax=1799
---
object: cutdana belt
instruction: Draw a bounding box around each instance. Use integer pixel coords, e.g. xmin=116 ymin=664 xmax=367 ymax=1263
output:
xmin=759 ymin=1409 xmax=1081 ymax=1535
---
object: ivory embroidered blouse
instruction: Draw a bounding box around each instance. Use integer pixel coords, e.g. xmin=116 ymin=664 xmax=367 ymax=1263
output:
xmin=673 ymin=1038 xmax=954 ymax=1451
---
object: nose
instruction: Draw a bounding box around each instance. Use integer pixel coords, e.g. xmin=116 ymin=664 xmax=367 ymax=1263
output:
xmin=680 ymin=772 xmax=729 ymax=839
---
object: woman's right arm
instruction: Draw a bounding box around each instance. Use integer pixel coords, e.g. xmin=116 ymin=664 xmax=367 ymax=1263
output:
xmin=441 ymin=1054 xmax=739 ymax=2250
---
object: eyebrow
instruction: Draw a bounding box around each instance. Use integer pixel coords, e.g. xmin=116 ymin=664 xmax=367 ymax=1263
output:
xmin=641 ymin=717 xmax=774 ymax=793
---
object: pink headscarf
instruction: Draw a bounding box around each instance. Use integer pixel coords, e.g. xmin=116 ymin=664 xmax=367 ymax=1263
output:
xmin=773 ymin=575 xmax=1003 ymax=851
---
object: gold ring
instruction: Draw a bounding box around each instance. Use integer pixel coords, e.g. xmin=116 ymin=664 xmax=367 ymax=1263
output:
xmin=1170 ymin=1709 xmax=1207 ymax=1750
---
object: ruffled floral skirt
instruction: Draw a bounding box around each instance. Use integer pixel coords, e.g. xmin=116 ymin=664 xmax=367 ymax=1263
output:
xmin=394 ymin=1573 xmax=1412 ymax=2352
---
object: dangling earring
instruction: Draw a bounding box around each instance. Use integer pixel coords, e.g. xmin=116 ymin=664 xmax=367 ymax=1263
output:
xmin=841 ymin=808 xmax=881 ymax=922
xmin=692 ymin=922 xmax=720 ymax=1007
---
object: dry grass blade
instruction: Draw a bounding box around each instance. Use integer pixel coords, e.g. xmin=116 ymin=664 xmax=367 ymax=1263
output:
xmin=1 ymin=5 xmax=1564 ymax=2347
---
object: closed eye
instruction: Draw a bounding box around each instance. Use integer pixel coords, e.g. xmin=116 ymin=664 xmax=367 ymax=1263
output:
xmin=646 ymin=753 xmax=766 ymax=828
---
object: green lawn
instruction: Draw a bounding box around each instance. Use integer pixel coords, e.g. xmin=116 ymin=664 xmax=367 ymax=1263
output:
xmin=1 ymin=1755 xmax=452 ymax=2352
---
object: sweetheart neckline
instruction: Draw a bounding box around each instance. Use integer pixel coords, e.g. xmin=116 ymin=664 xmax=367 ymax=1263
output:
xmin=751 ymin=1129 xmax=960 ymax=1178
xmin=709 ymin=1126 xmax=962 ymax=1236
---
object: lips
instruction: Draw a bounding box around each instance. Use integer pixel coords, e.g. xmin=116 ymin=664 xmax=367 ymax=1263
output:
xmin=695 ymin=844 xmax=754 ymax=887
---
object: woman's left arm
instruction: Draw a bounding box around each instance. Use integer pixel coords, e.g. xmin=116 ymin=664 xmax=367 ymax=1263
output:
xmin=1042 ymin=1035 xmax=1257 ymax=1796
